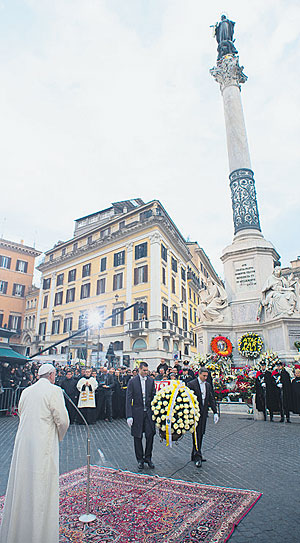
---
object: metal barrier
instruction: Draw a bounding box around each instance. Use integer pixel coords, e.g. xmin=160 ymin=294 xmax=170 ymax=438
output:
xmin=0 ymin=386 xmax=27 ymax=415
xmin=0 ymin=388 xmax=15 ymax=414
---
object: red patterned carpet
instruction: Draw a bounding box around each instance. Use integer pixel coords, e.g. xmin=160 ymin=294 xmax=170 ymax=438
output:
xmin=1 ymin=466 xmax=261 ymax=542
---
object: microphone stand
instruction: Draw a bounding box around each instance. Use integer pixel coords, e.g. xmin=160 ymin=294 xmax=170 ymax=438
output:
xmin=63 ymin=390 xmax=96 ymax=523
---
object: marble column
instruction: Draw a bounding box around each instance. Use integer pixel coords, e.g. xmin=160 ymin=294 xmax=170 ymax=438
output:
xmin=210 ymin=55 xmax=261 ymax=236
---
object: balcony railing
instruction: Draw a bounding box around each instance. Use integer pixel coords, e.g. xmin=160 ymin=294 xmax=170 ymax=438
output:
xmin=128 ymin=320 xmax=149 ymax=331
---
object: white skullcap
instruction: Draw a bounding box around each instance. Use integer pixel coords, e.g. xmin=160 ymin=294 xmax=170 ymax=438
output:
xmin=38 ymin=363 xmax=56 ymax=376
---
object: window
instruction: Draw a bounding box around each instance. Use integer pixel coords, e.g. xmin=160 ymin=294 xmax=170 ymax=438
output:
xmin=161 ymin=244 xmax=167 ymax=262
xmin=135 ymin=242 xmax=147 ymax=260
xmin=56 ymin=273 xmax=64 ymax=286
xmin=119 ymin=220 xmax=125 ymax=229
xmin=96 ymin=278 xmax=106 ymax=295
xmin=194 ymin=309 xmax=197 ymax=323
xmin=68 ymin=269 xmax=76 ymax=282
xmin=162 ymin=267 xmax=166 ymax=285
xmin=112 ymin=308 xmax=124 ymax=326
xmin=12 ymin=284 xmax=25 ymax=297
xmin=52 ymin=319 xmax=60 ymax=334
xmin=171 ymin=257 xmax=177 ymax=273
xmin=181 ymin=286 xmax=186 ymax=302
xmin=0 ymin=314 xmax=3 ymax=327
xmin=190 ymin=306 xmax=193 ymax=321
xmin=172 ymin=277 xmax=176 ymax=294
xmin=0 ymin=255 xmax=11 ymax=269
xmin=133 ymin=302 xmax=147 ymax=320
xmin=162 ymin=303 xmax=168 ymax=321
xmin=43 ymin=278 xmax=51 ymax=290
xmin=134 ymin=265 xmax=148 ymax=285
xmin=189 ymin=288 xmax=191 ymax=299
xmin=73 ymin=242 xmax=78 ymax=251
xmin=114 ymin=250 xmax=125 ymax=267
xmin=63 ymin=317 xmax=73 ymax=333
xmin=62 ymin=248 xmax=66 ymax=257
xmin=87 ymin=235 xmax=92 ymax=245
xmin=38 ymin=321 xmax=46 ymax=339
xmin=140 ymin=209 xmax=152 ymax=221
xmin=183 ymin=316 xmax=187 ymax=331
xmin=113 ymin=341 xmax=123 ymax=351
xmin=113 ymin=273 xmax=123 ymax=290
xmin=100 ymin=257 xmax=107 ymax=272
xmin=132 ymin=338 xmax=147 ymax=351
xmin=54 ymin=291 xmax=63 ymax=306
xmin=78 ymin=311 xmax=88 ymax=329
xmin=16 ymin=260 xmax=28 ymax=273
xmin=49 ymin=254 xmax=54 ymax=262
xmin=66 ymin=288 xmax=75 ymax=303
xmin=80 ymin=283 xmax=90 ymax=299
xmin=172 ymin=311 xmax=178 ymax=326
xmin=82 ymin=263 xmax=91 ymax=277
xmin=0 ymin=280 xmax=8 ymax=294
xmin=181 ymin=267 xmax=186 ymax=281
xmin=194 ymin=333 xmax=197 ymax=347
xmin=194 ymin=292 xmax=196 ymax=303
xmin=100 ymin=227 xmax=110 ymax=239
xmin=163 ymin=339 xmax=169 ymax=351
xmin=43 ymin=295 xmax=48 ymax=308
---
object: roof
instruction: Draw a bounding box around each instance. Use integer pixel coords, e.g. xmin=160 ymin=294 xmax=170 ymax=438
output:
xmin=0 ymin=238 xmax=41 ymax=257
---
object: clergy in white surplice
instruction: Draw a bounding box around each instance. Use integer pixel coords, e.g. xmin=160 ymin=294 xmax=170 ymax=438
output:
xmin=0 ymin=363 xmax=69 ymax=543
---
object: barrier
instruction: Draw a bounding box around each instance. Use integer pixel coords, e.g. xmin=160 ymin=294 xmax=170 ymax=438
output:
xmin=0 ymin=386 xmax=27 ymax=414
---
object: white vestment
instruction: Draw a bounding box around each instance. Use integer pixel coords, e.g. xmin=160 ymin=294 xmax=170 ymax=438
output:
xmin=0 ymin=378 xmax=69 ymax=543
xmin=77 ymin=377 xmax=98 ymax=408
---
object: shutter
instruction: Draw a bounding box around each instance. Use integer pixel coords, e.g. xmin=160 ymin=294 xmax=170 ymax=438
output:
xmin=120 ymin=273 xmax=123 ymax=288
xmin=112 ymin=310 xmax=116 ymax=326
xmin=143 ymin=302 xmax=147 ymax=319
xmin=134 ymin=268 xmax=138 ymax=285
xmin=144 ymin=265 xmax=148 ymax=283
xmin=24 ymin=261 xmax=28 ymax=273
xmin=113 ymin=275 xmax=117 ymax=290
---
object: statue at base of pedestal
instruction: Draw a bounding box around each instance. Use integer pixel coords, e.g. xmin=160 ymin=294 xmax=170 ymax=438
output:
xmin=260 ymin=267 xmax=300 ymax=319
xmin=197 ymin=279 xmax=228 ymax=323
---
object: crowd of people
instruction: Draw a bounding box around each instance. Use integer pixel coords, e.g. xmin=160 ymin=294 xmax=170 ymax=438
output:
xmin=1 ymin=358 xmax=300 ymax=422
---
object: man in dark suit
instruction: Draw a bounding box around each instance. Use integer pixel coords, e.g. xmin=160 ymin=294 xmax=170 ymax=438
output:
xmin=188 ymin=366 xmax=219 ymax=468
xmin=126 ymin=361 xmax=156 ymax=470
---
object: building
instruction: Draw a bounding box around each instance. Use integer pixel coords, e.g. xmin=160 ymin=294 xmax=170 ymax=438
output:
xmin=0 ymin=239 xmax=41 ymax=352
xmin=30 ymin=199 xmax=219 ymax=369
xmin=282 ymin=257 xmax=300 ymax=281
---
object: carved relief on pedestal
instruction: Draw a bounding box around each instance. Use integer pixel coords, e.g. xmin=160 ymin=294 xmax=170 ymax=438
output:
xmin=197 ymin=279 xmax=228 ymax=323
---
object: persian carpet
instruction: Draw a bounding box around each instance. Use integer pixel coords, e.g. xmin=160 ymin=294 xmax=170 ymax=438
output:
xmin=1 ymin=465 xmax=261 ymax=542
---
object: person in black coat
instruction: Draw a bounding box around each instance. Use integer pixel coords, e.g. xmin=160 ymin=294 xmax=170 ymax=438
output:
xmin=255 ymin=362 xmax=279 ymax=421
xmin=272 ymin=362 xmax=292 ymax=422
xmin=98 ymin=368 xmax=115 ymax=422
xmin=292 ymin=367 xmax=300 ymax=414
xmin=188 ymin=367 xmax=219 ymax=467
xmin=180 ymin=368 xmax=193 ymax=385
xmin=60 ymin=369 xmax=78 ymax=424
xmin=126 ymin=361 xmax=156 ymax=470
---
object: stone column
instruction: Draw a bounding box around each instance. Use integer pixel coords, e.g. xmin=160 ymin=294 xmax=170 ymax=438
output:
xmin=210 ymin=56 xmax=261 ymax=236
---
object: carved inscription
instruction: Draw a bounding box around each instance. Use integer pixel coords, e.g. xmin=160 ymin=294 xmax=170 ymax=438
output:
xmin=235 ymin=262 xmax=257 ymax=290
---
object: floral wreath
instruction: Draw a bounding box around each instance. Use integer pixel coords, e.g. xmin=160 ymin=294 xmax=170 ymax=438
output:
xmin=211 ymin=336 xmax=233 ymax=357
xmin=238 ymin=332 xmax=263 ymax=358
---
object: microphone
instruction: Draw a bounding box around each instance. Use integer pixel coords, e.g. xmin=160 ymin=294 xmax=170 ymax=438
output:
xmin=62 ymin=390 xmax=96 ymax=523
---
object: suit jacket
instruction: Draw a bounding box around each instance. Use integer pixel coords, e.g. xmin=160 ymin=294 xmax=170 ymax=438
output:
xmin=126 ymin=375 xmax=156 ymax=438
xmin=188 ymin=378 xmax=217 ymax=436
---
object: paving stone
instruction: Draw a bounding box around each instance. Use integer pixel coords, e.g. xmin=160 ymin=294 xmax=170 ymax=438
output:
xmin=0 ymin=413 xmax=299 ymax=542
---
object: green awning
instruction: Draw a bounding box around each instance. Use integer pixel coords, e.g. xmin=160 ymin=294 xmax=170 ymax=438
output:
xmin=0 ymin=345 xmax=28 ymax=365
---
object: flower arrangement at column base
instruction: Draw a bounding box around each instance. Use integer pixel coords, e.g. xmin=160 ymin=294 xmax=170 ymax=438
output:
xmin=151 ymin=382 xmax=200 ymax=447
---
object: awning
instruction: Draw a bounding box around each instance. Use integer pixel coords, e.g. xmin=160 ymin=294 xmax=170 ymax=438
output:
xmin=0 ymin=345 xmax=28 ymax=365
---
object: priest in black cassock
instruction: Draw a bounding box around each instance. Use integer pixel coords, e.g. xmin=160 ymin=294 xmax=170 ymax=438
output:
xmin=126 ymin=361 xmax=156 ymax=470
xmin=60 ymin=369 xmax=78 ymax=424
xmin=292 ymin=366 xmax=300 ymax=415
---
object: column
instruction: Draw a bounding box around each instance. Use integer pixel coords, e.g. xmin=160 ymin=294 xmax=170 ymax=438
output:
xmin=210 ymin=55 xmax=261 ymax=235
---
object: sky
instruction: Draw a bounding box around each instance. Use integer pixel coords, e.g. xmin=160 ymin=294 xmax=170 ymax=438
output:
xmin=0 ymin=0 xmax=299 ymax=280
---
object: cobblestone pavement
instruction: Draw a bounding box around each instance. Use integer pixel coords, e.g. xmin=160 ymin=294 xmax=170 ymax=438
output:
xmin=1 ymin=412 xmax=299 ymax=542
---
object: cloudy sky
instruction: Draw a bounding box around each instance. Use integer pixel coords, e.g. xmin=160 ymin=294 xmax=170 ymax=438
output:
xmin=0 ymin=0 xmax=299 ymax=279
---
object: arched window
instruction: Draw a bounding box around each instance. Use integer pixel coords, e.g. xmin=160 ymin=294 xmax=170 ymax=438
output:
xmin=184 ymin=345 xmax=189 ymax=355
xmin=173 ymin=342 xmax=179 ymax=353
xmin=132 ymin=338 xmax=147 ymax=351
xmin=113 ymin=341 xmax=123 ymax=351
xmin=32 ymin=315 xmax=35 ymax=329
xmin=163 ymin=339 xmax=169 ymax=351
xmin=24 ymin=317 xmax=28 ymax=329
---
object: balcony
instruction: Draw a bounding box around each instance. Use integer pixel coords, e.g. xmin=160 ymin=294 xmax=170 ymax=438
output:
xmin=184 ymin=330 xmax=194 ymax=344
xmin=187 ymin=270 xmax=200 ymax=290
xmin=162 ymin=320 xmax=175 ymax=336
xmin=128 ymin=320 xmax=149 ymax=336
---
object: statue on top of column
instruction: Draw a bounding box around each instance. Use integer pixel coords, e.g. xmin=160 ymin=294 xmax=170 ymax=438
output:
xmin=213 ymin=14 xmax=238 ymax=61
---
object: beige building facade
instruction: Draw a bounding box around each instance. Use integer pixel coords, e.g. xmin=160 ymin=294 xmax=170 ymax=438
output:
xmin=26 ymin=200 xmax=219 ymax=369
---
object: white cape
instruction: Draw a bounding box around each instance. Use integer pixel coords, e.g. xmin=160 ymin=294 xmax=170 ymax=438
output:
xmin=0 ymin=378 xmax=69 ymax=543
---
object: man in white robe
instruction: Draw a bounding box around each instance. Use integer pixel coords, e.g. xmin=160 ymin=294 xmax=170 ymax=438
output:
xmin=77 ymin=367 xmax=98 ymax=424
xmin=0 ymin=363 xmax=69 ymax=543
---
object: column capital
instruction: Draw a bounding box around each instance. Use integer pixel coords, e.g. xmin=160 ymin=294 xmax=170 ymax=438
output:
xmin=210 ymin=55 xmax=247 ymax=92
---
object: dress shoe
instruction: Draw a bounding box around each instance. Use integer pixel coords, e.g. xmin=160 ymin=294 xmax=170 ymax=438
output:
xmin=145 ymin=460 xmax=155 ymax=469
xmin=137 ymin=461 xmax=144 ymax=470
xmin=195 ymin=460 xmax=202 ymax=468
xmin=201 ymin=457 xmax=207 ymax=462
